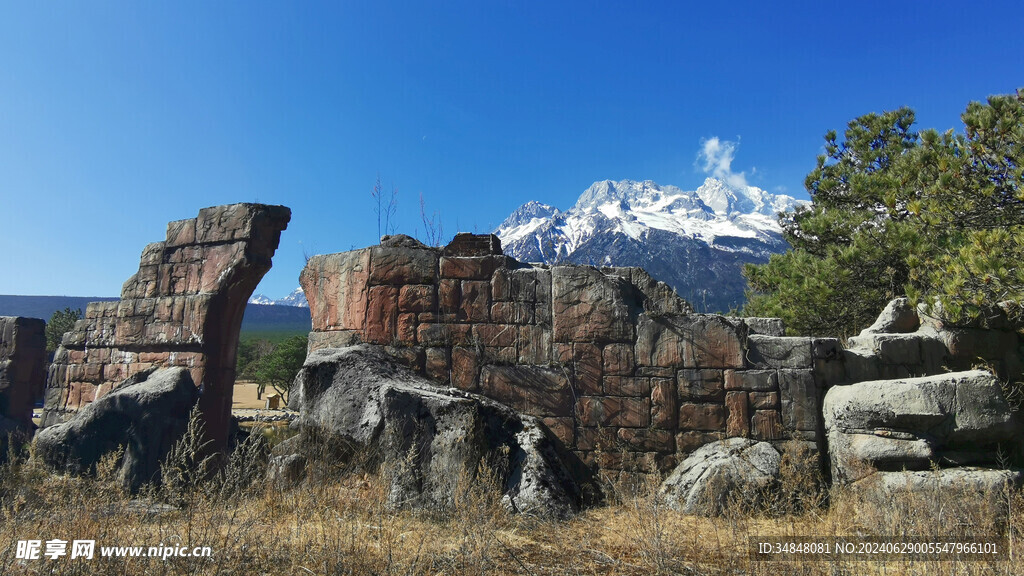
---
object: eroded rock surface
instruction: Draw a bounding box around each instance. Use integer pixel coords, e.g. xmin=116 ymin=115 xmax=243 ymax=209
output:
xmin=0 ymin=317 xmax=46 ymax=439
xmin=35 ymin=367 xmax=199 ymax=490
xmin=41 ymin=203 xmax=290 ymax=453
xmin=658 ymin=438 xmax=781 ymax=516
xmin=278 ymin=345 xmax=596 ymax=518
xmin=824 ymin=370 xmax=1017 ymax=483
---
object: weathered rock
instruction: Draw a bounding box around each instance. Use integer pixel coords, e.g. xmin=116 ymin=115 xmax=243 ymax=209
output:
xmin=285 ymin=345 xmax=596 ymax=517
xmin=746 ymin=335 xmax=812 ymax=369
xmin=844 ymin=468 xmax=1023 ymax=526
xmin=0 ymin=317 xmax=46 ymax=432
xmin=601 ymin=267 xmax=693 ymax=316
xmin=478 ymin=365 xmax=573 ymax=418
xmin=823 ymin=370 xmax=1017 ymax=483
xmin=828 ymin=431 xmax=935 ymax=482
xmin=380 ymin=234 xmax=430 ymax=249
xmin=551 ymin=266 xmax=637 ymax=343
xmin=636 ymin=314 xmax=745 ymax=369
xmin=35 ymin=367 xmax=200 ymax=490
xmin=442 ymin=233 xmax=502 ymax=257
xmin=740 ymin=317 xmax=786 ymax=337
xmin=42 ymin=204 xmax=290 ymax=457
xmin=658 ymin=438 xmax=781 ymax=516
xmin=860 ymin=297 xmax=920 ymax=335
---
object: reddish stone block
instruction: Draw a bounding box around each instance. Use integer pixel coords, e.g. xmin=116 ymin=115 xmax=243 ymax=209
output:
xmin=485 ymin=346 xmax=518 ymax=364
xmin=473 ymin=324 xmax=518 ymax=348
xmin=517 ymin=324 xmax=551 ymax=364
xmin=490 ymin=301 xmax=533 ymax=324
xmin=165 ymin=218 xmax=196 ymax=247
xmin=570 ymin=342 xmax=602 ymax=395
xmin=442 ymin=233 xmax=502 ymax=257
xmin=677 ymin=368 xmax=725 ymax=401
xmin=458 ymin=280 xmax=490 ymax=322
xmin=440 ymin=255 xmax=510 ymax=280
xmin=751 ymin=410 xmax=783 ymax=440
xmin=577 ymin=396 xmax=650 ymax=428
xmin=491 ymin=268 xmax=511 ymax=301
xmin=541 ymin=417 xmax=576 ymax=447
xmin=398 ymin=284 xmax=436 ymax=313
xmin=617 ymin=428 xmax=675 ymax=453
xmin=425 ymin=347 xmax=450 ymax=382
xmin=636 ymin=315 xmax=744 ymax=370
xmin=451 ymin=346 xmax=479 ymax=391
xmin=417 ymin=323 xmax=472 ymax=346
xmin=368 ymin=246 xmax=437 ymax=286
xmin=603 ymin=343 xmax=635 ymax=376
xmin=650 ymin=378 xmax=677 ymax=430
xmin=479 ymin=365 xmax=572 ymax=417
xmin=603 ymin=376 xmax=650 ymax=397
xmin=676 ymin=430 xmax=725 ymax=454
xmin=397 ymin=313 xmax=417 ymax=344
xmin=438 ymin=279 xmax=460 ymax=313
xmin=725 ymin=391 xmax=750 ymax=437
xmin=678 ymin=403 xmax=726 ymax=431
xmin=198 ymin=242 xmax=246 ymax=293
xmin=749 ymin=391 xmax=779 ymax=410
xmin=551 ymin=267 xmax=635 ymax=344
xmin=553 ymin=343 xmax=574 ymax=364
xmin=363 ymin=286 xmax=398 ymax=344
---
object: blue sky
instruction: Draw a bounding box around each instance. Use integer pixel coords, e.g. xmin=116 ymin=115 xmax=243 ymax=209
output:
xmin=2 ymin=1 xmax=1022 ymax=298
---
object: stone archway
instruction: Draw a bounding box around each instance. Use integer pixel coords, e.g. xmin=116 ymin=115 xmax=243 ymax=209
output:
xmin=41 ymin=203 xmax=291 ymax=455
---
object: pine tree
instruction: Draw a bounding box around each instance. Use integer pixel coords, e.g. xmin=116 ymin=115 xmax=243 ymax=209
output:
xmin=744 ymin=90 xmax=1024 ymax=336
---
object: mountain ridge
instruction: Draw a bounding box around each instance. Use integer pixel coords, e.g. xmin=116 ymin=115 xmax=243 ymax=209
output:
xmin=495 ymin=177 xmax=806 ymax=312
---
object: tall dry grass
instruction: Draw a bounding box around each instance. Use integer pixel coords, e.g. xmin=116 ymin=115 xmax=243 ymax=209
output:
xmin=0 ymin=429 xmax=1021 ymax=575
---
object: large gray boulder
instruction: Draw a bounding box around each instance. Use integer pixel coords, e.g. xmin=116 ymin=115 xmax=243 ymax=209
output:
xmin=843 ymin=468 xmax=1023 ymax=527
xmin=658 ymin=438 xmax=781 ymax=516
xmin=824 ymin=370 xmax=1017 ymax=483
xmin=859 ymin=297 xmax=920 ymax=335
xmin=35 ymin=367 xmax=199 ymax=490
xmin=280 ymin=345 xmax=596 ymax=518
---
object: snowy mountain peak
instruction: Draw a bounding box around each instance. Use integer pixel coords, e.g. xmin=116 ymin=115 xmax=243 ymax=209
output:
xmin=495 ymin=177 xmax=807 ymax=312
xmin=247 ymin=287 xmax=308 ymax=308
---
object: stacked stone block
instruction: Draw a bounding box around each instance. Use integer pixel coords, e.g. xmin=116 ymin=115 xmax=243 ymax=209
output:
xmin=0 ymin=316 xmax=47 ymax=431
xmin=41 ymin=203 xmax=291 ymax=452
xmin=302 ymin=233 xmax=843 ymax=479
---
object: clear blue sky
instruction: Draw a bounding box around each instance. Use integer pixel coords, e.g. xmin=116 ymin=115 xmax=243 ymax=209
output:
xmin=2 ymin=1 xmax=1022 ymax=298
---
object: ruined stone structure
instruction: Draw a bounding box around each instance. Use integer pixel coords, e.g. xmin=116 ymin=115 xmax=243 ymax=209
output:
xmin=300 ymin=234 xmax=841 ymax=479
xmin=41 ymin=204 xmax=291 ymax=452
xmin=301 ymin=234 xmax=1024 ymax=479
xmin=0 ymin=316 xmax=46 ymax=431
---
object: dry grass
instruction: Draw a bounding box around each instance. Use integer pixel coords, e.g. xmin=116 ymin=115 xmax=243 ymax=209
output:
xmin=1 ymin=436 xmax=1022 ymax=575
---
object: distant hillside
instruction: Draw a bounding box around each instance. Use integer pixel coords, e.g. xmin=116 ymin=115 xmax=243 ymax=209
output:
xmin=0 ymin=295 xmax=311 ymax=334
xmin=240 ymin=303 xmax=311 ymax=334
xmin=0 ymin=295 xmax=118 ymax=321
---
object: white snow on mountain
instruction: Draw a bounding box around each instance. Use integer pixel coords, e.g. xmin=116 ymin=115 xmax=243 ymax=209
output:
xmin=496 ymin=178 xmax=805 ymax=261
xmin=247 ymin=287 xmax=309 ymax=308
xmin=494 ymin=177 xmax=807 ymax=312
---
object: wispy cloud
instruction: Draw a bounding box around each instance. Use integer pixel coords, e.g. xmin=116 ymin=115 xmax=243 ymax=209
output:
xmin=696 ymin=137 xmax=749 ymax=189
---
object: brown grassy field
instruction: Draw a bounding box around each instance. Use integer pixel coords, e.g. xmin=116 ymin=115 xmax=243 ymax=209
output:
xmin=2 ymin=427 xmax=1021 ymax=576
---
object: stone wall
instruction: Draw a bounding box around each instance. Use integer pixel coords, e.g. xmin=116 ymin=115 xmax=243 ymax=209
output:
xmin=41 ymin=203 xmax=291 ymax=452
xmin=0 ymin=316 xmax=46 ymax=432
xmin=301 ymin=234 xmax=844 ymax=480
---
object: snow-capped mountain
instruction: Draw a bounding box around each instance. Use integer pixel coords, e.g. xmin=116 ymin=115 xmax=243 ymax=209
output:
xmin=247 ymin=287 xmax=308 ymax=308
xmin=495 ymin=178 xmax=807 ymax=312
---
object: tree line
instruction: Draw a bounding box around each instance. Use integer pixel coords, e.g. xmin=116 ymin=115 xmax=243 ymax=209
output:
xmin=743 ymin=89 xmax=1024 ymax=338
